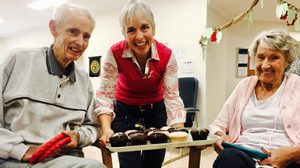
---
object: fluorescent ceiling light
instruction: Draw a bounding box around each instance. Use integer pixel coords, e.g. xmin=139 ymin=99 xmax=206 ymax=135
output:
xmin=27 ymin=0 xmax=67 ymax=10
xmin=0 ymin=18 xmax=4 ymax=24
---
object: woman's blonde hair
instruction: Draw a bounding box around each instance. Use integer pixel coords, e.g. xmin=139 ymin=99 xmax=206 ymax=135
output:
xmin=248 ymin=29 xmax=300 ymax=67
xmin=119 ymin=0 xmax=155 ymax=37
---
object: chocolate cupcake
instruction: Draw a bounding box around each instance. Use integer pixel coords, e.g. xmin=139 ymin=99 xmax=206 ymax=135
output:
xmin=160 ymin=126 xmax=188 ymax=134
xmin=160 ymin=126 xmax=175 ymax=133
xmin=144 ymin=127 xmax=159 ymax=135
xmin=126 ymin=130 xmax=147 ymax=145
xmin=190 ymin=128 xmax=210 ymax=140
xmin=109 ymin=132 xmax=128 ymax=147
xmin=172 ymin=128 xmax=189 ymax=133
xmin=147 ymin=131 xmax=169 ymax=144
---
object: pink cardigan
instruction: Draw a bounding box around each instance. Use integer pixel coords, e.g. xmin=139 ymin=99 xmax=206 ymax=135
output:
xmin=209 ymin=74 xmax=300 ymax=145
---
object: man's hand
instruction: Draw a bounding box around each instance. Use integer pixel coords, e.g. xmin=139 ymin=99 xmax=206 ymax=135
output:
xmin=22 ymin=145 xmax=42 ymax=162
xmin=61 ymin=131 xmax=79 ymax=148
xmin=22 ymin=144 xmax=64 ymax=162
xmin=23 ymin=132 xmax=77 ymax=162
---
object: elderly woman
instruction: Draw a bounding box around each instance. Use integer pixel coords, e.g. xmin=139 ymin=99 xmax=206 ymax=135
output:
xmin=209 ymin=29 xmax=300 ymax=168
xmin=94 ymin=0 xmax=186 ymax=167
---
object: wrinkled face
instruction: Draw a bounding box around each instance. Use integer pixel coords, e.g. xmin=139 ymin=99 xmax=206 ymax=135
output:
xmin=124 ymin=15 xmax=154 ymax=58
xmin=255 ymin=45 xmax=289 ymax=84
xmin=50 ymin=10 xmax=92 ymax=66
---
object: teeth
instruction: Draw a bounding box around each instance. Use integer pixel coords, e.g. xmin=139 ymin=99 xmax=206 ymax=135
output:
xmin=136 ymin=42 xmax=146 ymax=46
xmin=70 ymin=47 xmax=80 ymax=52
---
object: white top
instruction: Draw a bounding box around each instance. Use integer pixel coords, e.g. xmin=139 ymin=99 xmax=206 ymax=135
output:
xmin=236 ymin=76 xmax=293 ymax=151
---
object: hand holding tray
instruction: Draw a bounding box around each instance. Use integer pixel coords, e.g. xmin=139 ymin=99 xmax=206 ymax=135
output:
xmin=222 ymin=142 xmax=268 ymax=160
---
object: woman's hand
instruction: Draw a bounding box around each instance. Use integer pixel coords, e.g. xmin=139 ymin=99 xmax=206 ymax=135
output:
xmin=99 ymin=128 xmax=114 ymax=146
xmin=171 ymin=123 xmax=184 ymax=128
xmin=213 ymin=131 xmax=232 ymax=154
xmin=259 ymin=147 xmax=297 ymax=168
xmin=98 ymin=114 xmax=114 ymax=146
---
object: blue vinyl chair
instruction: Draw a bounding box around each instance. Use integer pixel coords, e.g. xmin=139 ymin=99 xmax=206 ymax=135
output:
xmin=178 ymin=77 xmax=200 ymax=127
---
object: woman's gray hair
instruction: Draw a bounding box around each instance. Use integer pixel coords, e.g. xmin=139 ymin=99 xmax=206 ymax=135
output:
xmin=52 ymin=3 xmax=96 ymax=30
xmin=248 ymin=29 xmax=300 ymax=66
xmin=119 ymin=0 xmax=155 ymax=36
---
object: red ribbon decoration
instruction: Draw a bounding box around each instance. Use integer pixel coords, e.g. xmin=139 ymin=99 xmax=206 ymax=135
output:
xmin=210 ymin=31 xmax=217 ymax=42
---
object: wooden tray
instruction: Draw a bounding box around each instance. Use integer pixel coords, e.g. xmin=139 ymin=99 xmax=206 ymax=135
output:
xmin=107 ymin=134 xmax=219 ymax=153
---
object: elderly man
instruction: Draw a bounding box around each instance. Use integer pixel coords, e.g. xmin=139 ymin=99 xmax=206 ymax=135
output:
xmin=0 ymin=3 xmax=105 ymax=168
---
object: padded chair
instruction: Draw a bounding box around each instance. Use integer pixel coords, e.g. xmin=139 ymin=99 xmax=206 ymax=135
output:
xmin=178 ymin=77 xmax=200 ymax=127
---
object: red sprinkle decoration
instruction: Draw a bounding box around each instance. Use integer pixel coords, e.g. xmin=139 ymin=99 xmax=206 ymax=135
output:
xmin=210 ymin=31 xmax=217 ymax=42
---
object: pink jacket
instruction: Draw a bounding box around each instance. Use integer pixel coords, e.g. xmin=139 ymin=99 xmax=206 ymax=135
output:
xmin=209 ymin=74 xmax=300 ymax=145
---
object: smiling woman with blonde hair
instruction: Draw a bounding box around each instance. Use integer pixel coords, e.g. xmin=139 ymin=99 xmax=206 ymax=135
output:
xmin=210 ymin=29 xmax=300 ymax=168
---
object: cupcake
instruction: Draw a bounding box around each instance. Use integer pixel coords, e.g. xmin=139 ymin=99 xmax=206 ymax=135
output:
xmin=144 ymin=127 xmax=159 ymax=135
xmin=168 ymin=131 xmax=189 ymax=142
xmin=109 ymin=132 xmax=128 ymax=147
xmin=172 ymin=128 xmax=189 ymax=133
xmin=190 ymin=128 xmax=210 ymax=140
xmin=160 ymin=127 xmax=189 ymax=142
xmin=160 ymin=126 xmax=175 ymax=133
xmin=147 ymin=130 xmax=169 ymax=144
xmin=125 ymin=130 xmax=147 ymax=146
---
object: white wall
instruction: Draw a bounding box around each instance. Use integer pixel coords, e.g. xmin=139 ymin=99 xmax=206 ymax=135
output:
xmin=205 ymin=6 xmax=228 ymax=126
xmin=1 ymin=29 xmax=52 ymax=58
xmin=0 ymin=39 xmax=3 ymax=62
xmin=83 ymin=7 xmax=122 ymax=90
xmin=0 ymin=0 xmax=207 ymax=126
